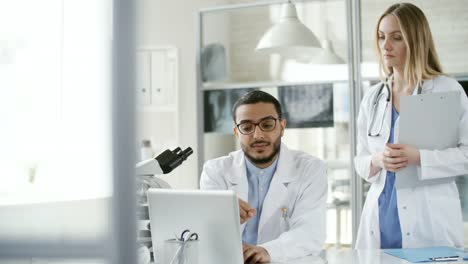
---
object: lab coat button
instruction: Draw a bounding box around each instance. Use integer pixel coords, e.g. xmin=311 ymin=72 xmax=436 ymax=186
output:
xmin=371 ymin=231 xmax=374 ymax=235
xmin=403 ymin=206 xmax=407 ymax=210
xmin=406 ymin=232 xmax=410 ymax=236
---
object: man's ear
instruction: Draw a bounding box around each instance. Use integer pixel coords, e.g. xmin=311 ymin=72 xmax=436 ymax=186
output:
xmin=233 ymin=126 xmax=239 ymax=138
xmin=280 ymin=119 xmax=287 ymax=137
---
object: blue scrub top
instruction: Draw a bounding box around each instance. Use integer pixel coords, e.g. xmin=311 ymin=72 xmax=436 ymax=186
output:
xmin=378 ymin=106 xmax=403 ymax=249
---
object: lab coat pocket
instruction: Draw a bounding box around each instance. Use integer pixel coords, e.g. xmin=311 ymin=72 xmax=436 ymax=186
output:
xmin=367 ymin=131 xmax=387 ymax=154
xmin=279 ymin=208 xmax=290 ymax=232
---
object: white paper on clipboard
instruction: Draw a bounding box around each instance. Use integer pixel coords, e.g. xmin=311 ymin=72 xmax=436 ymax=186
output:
xmin=396 ymin=91 xmax=460 ymax=189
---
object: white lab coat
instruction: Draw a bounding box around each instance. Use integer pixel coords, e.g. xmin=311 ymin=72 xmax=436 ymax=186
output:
xmin=354 ymin=75 xmax=468 ymax=249
xmin=200 ymin=144 xmax=327 ymax=262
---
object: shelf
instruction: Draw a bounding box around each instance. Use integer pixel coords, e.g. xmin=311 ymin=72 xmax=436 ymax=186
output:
xmin=202 ymin=79 xmax=349 ymax=90
xmin=138 ymin=106 xmax=177 ymax=112
xmin=201 ymin=73 xmax=468 ymax=91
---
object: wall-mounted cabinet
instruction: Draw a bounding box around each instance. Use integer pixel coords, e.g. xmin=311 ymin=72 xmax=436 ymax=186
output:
xmin=137 ymin=46 xmax=178 ymax=112
xmin=136 ymin=46 xmax=179 ymax=164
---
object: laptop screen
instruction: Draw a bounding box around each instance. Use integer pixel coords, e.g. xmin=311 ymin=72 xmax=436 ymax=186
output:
xmin=147 ymin=189 xmax=243 ymax=264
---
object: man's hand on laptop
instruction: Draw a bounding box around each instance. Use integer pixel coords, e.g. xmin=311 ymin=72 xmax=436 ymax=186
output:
xmin=243 ymin=243 xmax=270 ymax=264
xmin=239 ymin=199 xmax=256 ymax=224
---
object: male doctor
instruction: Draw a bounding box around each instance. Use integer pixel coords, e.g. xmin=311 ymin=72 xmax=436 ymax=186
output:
xmin=200 ymin=90 xmax=327 ymax=263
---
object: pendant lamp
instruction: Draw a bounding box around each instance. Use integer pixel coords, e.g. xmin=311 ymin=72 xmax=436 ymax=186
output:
xmin=313 ymin=39 xmax=345 ymax=64
xmin=255 ymin=0 xmax=322 ymax=59
xmin=311 ymin=0 xmax=345 ymax=64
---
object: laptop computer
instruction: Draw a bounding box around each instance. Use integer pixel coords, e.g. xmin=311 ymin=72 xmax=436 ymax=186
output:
xmin=147 ymin=189 xmax=243 ymax=264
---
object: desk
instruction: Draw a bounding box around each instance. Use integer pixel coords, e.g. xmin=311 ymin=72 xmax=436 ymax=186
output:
xmin=271 ymin=249 xmax=468 ymax=264
xmin=7 ymin=249 xmax=468 ymax=264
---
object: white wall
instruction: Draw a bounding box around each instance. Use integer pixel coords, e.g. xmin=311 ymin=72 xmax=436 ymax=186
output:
xmin=137 ymin=0 xmax=230 ymax=189
xmin=361 ymin=0 xmax=468 ymax=74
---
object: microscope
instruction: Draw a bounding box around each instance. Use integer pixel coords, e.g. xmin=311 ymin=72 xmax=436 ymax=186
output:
xmin=136 ymin=146 xmax=193 ymax=264
xmin=136 ymin=146 xmax=193 ymax=189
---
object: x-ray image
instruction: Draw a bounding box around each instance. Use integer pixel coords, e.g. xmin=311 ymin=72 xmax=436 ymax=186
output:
xmin=204 ymin=88 xmax=254 ymax=133
xmin=204 ymin=84 xmax=333 ymax=132
xmin=201 ymin=43 xmax=227 ymax=82
xmin=279 ymin=84 xmax=334 ymax=128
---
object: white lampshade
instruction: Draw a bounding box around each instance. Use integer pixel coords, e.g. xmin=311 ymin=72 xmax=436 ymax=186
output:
xmin=255 ymin=2 xmax=322 ymax=59
xmin=312 ymin=39 xmax=345 ymax=64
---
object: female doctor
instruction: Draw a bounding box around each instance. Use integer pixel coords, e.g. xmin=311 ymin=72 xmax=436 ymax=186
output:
xmin=354 ymin=2 xmax=468 ymax=249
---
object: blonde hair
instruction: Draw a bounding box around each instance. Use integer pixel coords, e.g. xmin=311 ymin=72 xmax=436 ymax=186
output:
xmin=375 ymin=2 xmax=444 ymax=86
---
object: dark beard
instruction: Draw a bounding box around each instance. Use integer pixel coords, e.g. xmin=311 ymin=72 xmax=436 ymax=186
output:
xmin=244 ymin=140 xmax=281 ymax=165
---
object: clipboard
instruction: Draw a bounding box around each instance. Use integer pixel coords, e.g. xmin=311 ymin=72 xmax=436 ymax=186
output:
xmin=396 ymin=91 xmax=460 ymax=189
xmin=383 ymin=246 xmax=468 ymax=263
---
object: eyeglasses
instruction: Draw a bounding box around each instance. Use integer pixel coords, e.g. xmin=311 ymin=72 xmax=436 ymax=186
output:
xmin=236 ymin=117 xmax=280 ymax=135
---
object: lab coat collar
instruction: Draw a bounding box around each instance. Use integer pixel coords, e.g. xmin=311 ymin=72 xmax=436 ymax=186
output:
xmin=227 ymin=149 xmax=247 ymax=185
xmin=227 ymin=150 xmax=249 ymax=203
xmin=227 ymin=143 xmax=293 ymax=185
xmin=414 ymin=78 xmax=434 ymax=94
xmin=271 ymin=143 xmax=295 ymax=184
xmin=386 ymin=74 xmax=435 ymax=95
xmin=227 ymin=143 xmax=295 ymax=238
xmin=258 ymin=143 xmax=294 ymax=234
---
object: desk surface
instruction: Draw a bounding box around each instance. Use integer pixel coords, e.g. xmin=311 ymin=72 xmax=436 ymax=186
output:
xmin=271 ymin=249 xmax=468 ymax=264
xmin=8 ymin=249 xmax=467 ymax=264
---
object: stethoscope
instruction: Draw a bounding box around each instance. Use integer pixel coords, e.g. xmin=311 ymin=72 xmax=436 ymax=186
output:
xmin=368 ymin=76 xmax=423 ymax=137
